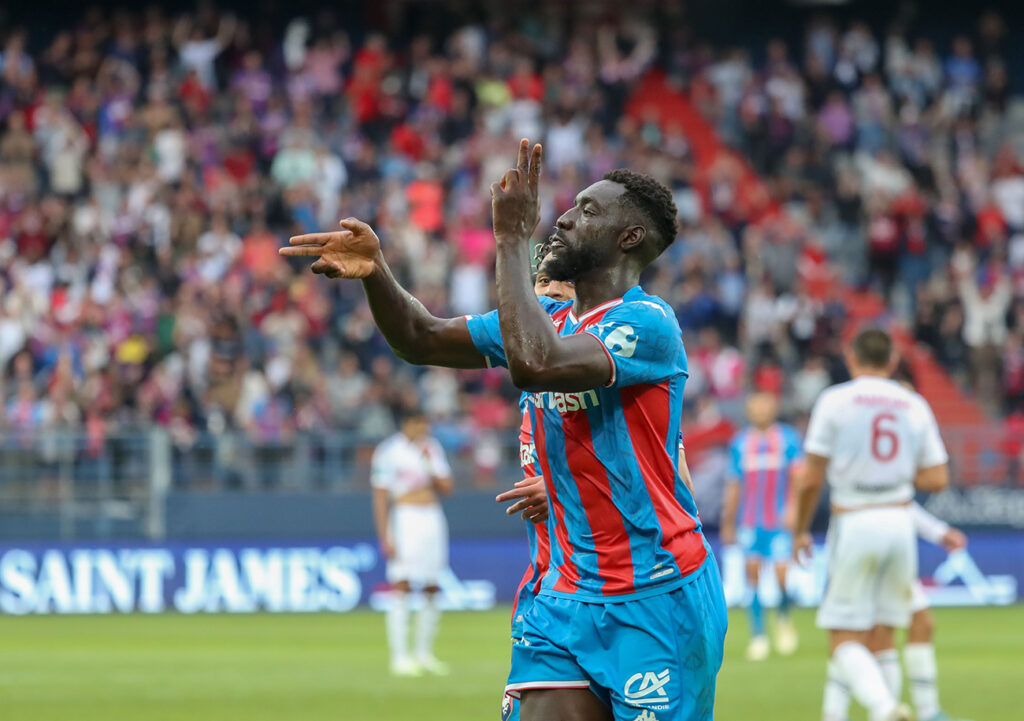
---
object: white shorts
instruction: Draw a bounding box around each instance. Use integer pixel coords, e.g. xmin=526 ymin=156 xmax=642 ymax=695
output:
xmin=816 ymin=506 xmax=917 ymax=631
xmin=910 ymin=579 xmax=929 ymax=614
xmin=387 ymin=503 xmax=449 ymax=587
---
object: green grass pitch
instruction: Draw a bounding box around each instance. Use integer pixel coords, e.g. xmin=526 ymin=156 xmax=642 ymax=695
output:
xmin=1 ymin=606 xmax=1020 ymax=720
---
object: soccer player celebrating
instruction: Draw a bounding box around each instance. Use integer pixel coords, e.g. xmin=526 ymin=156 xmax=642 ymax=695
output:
xmin=721 ymin=390 xmax=804 ymax=661
xmin=793 ymin=329 xmax=949 ymax=721
xmin=282 ymin=139 xmax=727 ymax=721
xmin=370 ymin=406 xmax=454 ymax=677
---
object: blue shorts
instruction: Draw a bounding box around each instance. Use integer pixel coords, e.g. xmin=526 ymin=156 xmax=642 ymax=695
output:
xmin=737 ymin=526 xmax=791 ymax=563
xmin=504 ymin=558 xmax=727 ymax=721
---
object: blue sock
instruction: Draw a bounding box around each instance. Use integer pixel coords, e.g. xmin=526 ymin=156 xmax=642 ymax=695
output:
xmin=749 ymin=590 xmax=765 ymax=637
xmin=778 ymin=587 xmax=792 ymax=617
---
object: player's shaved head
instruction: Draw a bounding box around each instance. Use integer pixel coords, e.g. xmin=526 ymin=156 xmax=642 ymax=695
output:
xmin=851 ymin=328 xmax=893 ymax=370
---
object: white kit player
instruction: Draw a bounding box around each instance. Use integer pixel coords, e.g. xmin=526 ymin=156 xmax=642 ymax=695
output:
xmin=823 ymin=501 xmax=973 ymax=721
xmin=371 ymin=406 xmax=454 ymax=677
xmin=792 ymin=329 xmax=949 ymax=721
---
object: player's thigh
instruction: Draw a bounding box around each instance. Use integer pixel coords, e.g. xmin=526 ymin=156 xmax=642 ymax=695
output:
xmin=398 ymin=504 xmax=448 ymax=585
xmin=589 ymin=563 xmax=727 ymax=721
xmin=875 ymin=510 xmax=917 ymax=628
xmin=520 ymin=689 xmax=612 ymax=721
xmin=817 ymin=515 xmax=879 ymax=630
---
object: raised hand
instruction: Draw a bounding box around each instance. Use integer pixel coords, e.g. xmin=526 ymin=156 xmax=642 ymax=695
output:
xmin=491 ymin=138 xmax=543 ymax=243
xmin=279 ymin=218 xmax=381 ymax=279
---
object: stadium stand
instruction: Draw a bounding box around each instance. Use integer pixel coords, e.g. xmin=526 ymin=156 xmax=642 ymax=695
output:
xmin=0 ymin=2 xmax=1021 ymax=503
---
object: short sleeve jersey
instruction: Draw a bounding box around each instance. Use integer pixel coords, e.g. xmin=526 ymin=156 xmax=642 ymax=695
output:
xmin=466 ymin=287 xmax=707 ymax=602
xmin=804 ymin=376 xmax=948 ymax=508
xmin=727 ymin=423 xmax=804 ymax=531
xmin=370 ymin=432 xmax=451 ymax=501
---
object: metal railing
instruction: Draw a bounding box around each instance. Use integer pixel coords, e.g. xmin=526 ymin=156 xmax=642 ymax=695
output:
xmin=0 ymin=429 xmax=524 ymax=539
xmin=0 ymin=424 xmax=1016 ymax=541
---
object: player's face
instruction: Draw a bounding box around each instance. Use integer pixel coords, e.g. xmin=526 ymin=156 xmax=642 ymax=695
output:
xmin=746 ymin=392 xmax=779 ymax=429
xmin=545 ymin=180 xmax=630 ymax=282
xmin=534 ymin=264 xmax=576 ymax=302
xmin=402 ymin=416 xmax=430 ymax=441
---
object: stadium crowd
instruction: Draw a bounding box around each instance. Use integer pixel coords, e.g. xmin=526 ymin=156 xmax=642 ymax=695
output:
xmin=0 ymin=2 xmax=1021 ymax=489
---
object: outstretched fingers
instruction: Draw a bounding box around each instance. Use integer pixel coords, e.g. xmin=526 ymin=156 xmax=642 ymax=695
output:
xmin=280 ymin=232 xmax=339 ymax=257
xmin=338 ymin=217 xmax=369 ymax=233
xmin=529 ymin=143 xmax=542 ymax=191
xmin=516 ymin=137 xmax=530 ymax=175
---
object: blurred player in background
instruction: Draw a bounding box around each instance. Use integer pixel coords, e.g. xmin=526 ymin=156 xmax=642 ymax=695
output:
xmin=284 ymin=140 xmax=727 ymax=721
xmin=371 ymin=406 xmax=454 ymax=677
xmin=794 ymin=329 xmax=949 ymax=721
xmin=821 ymin=502 xmax=972 ymax=721
xmin=721 ymin=390 xmax=804 ymax=661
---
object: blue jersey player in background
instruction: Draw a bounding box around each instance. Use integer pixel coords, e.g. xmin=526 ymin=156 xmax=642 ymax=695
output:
xmin=283 ymin=139 xmax=727 ymax=721
xmin=720 ymin=390 xmax=804 ymax=662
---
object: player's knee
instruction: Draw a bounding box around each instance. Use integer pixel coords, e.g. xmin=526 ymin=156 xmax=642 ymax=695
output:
xmin=908 ymin=609 xmax=934 ymax=643
xmin=866 ymin=625 xmax=895 ymax=653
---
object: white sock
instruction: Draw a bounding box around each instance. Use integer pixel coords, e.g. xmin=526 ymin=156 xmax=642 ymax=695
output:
xmin=386 ymin=593 xmax=410 ymax=664
xmin=822 ymin=658 xmax=852 ymax=721
xmin=832 ymin=641 xmax=897 ymax=721
xmin=905 ymin=642 xmax=940 ymax=719
xmin=415 ymin=593 xmax=441 ymax=661
xmin=875 ymin=648 xmax=903 ymax=701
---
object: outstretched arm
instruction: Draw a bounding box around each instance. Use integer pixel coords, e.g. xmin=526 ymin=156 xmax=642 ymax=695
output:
xmin=792 ymin=453 xmax=827 ymax=564
xmin=281 ymin=219 xmax=486 ymax=368
xmin=491 ymin=140 xmax=612 ymax=391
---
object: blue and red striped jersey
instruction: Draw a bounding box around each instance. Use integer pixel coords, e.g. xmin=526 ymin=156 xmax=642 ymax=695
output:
xmin=467 ymin=287 xmax=707 ymax=602
xmin=727 ymin=423 xmax=804 ymax=531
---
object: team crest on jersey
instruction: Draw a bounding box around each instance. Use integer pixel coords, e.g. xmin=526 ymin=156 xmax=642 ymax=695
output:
xmin=624 ymin=669 xmax=671 ymax=710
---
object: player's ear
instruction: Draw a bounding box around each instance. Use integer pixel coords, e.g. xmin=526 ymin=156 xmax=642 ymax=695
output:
xmin=619 ymin=225 xmax=646 ymax=252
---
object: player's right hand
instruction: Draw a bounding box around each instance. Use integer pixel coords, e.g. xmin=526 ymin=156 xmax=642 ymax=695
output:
xmin=279 ymin=218 xmax=381 ymax=279
xmin=380 ymin=538 xmax=395 ymax=560
xmin=495 ymin=475 xmax=549 ymax=523
xmin=792 ymin=532 xmax=813 ymax=566
xmin=941 ymin=528 xmax=967 ymax=553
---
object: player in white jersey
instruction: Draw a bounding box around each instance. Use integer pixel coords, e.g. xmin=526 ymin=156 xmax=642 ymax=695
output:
xmin=823 ymin=501 xmax=972 ymax=721
xmin=371 ymin=406 xmax=454 ymax=677
xmin=793 ymin=329 xmax=949 ymax=721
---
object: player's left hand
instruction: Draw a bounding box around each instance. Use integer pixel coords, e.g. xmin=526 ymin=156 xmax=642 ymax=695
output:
xmin=495 ymin=475 xmax=549 ymax=523
xmin=941 ymin=527 xmax=967 ymax=553
xmin=279 ymin=218 xmax=381 ymax=279
xmin=490 ymin=138 xmax=542 ymax=244
xmin=792 ymin=531 xmax=813 ymax=566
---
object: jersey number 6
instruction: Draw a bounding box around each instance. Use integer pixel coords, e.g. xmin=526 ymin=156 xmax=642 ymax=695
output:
xmin=871 ymin=412 xmax=899 ymax=462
